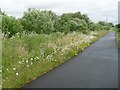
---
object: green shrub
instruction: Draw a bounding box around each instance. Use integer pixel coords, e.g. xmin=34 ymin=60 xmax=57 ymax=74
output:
xmin=21 ymin=8 xmax=56 ymax=34
xmin=2 ymin=15 xmax=23 ymax=37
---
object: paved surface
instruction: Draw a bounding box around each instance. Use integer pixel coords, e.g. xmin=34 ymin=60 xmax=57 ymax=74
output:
xmin=23 ymin=32 xmax=118 ymax=88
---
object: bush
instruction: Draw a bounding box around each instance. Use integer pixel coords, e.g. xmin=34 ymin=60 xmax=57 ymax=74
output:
xmin=54 ymin=13 xmax=89 ymax=34
xmin=21 ymin=8 xmax=57 ymax=34
xmin=1 ymin=9 xmax=112 ymax=37
xmin=2 ymin=15 xmax=23 ymax=37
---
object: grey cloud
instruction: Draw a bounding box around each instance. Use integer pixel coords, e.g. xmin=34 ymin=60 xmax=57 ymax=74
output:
xmin=0 ymin=0 xmax=119 ymax=24
xmin=26 ymin=3 xmax=60 ymax=9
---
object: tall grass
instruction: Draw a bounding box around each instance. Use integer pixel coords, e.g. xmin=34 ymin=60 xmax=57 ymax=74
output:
xmin=117 ymin=32 xmax=120 ymax=48
xmin=2 ymin=30 xmax=108 ymax=88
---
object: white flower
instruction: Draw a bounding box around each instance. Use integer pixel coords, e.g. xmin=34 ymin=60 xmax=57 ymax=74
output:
xmin=27 ymin=65 xmax=29 ymax=67
xmin=13 ymin=68 xmax=16 ymax=70
xmin=36 ymin=56 xmax=39 ymax=59
xmin=6 ymin=69 xmax=8 ymax=71
xmin=16 ymin=73 xmax=19 ymax=76
xmin=26 ymin=60 xmax=28 ymax=63
xmin=35 ymin=56 xmax=39 ymax=59
xmin=31 ymin=62 xmax=33 ymax=65
xmin=18 ymin=61 xmax=21 ymax=64
xmin=31 ymin=58 xmax=33 ymax=60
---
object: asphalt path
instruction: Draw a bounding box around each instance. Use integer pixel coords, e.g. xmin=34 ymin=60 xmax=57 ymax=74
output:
xmin=23 ymin=31 xmax=118 ymax=88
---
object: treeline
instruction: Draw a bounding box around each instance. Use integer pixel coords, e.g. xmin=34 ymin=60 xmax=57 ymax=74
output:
xmin=0 ymin=8 xmax=114 ymax=37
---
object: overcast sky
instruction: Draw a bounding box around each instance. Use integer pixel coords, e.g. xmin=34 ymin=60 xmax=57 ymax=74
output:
xmin=0 ymin=0 xmax=119 ymax=24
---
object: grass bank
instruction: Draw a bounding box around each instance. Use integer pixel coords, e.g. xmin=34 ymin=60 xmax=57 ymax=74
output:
xmin=117 ymin=32 xmax=120 ymax=48
xmin=2 ymin=30 xmax=108 ymax=88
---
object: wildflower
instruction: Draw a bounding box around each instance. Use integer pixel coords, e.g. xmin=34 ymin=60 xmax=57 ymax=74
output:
xmin=16 ymin=73 xmax=19 ymax=76
xmin=6 ymin=69 xmax=8 ymax=71
xmin=26 ymin=60 xmax=28 ymax=63
xmin=13 ymin=68 xmax=16 ymax=70
xmin=36 ymin=56 xmax=39 ymax=60
xmin=18 ymin=61 xmax=21 ymax=64
xmin=31 ymin=58 xmax=33 ymax=60
xmin=27 ymin=65 xmax=29 ymax=67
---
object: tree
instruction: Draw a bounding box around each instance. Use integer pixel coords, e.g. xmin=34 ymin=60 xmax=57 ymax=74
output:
xmin=54 ymin=12 xmax=89 ymax=33
xmin=98 ymin=21 xmax=113 ymax=30
xmin=21 ymin=8 xmax=56 ymax=34
xmin=2 ymin=15 xmax=23 ymax=37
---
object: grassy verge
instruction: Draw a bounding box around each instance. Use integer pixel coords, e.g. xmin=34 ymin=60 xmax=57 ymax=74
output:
xmin=2 ymin=30 xmax=108 ymax=88
xmin=117 ymin=32 xmax=120 ymax=48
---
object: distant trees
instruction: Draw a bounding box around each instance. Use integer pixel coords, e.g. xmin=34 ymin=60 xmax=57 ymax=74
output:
xmin=89 ymin=21 xmax=114 ymax=31
xmin=1 ymin=8 xmax=113 ymax=37
xmin=98 ymin=21 xmax=114 ymax=30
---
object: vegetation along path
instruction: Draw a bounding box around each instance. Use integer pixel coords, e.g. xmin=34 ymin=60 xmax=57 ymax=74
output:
xmin=23 ymin=31 xmax=118 ymax=88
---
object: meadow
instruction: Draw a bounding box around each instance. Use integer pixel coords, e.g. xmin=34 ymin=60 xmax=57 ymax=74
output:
xmin=2 ymin=30 xmax=108 ymax=88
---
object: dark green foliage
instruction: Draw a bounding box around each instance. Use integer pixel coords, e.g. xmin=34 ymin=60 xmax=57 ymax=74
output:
xmin=89 ymin=21 xmax=113 ymax=31
xmin=21 ymin=8 xmax=57 ymax=34
xmin=98 ymin=21 xmax=113 ymax=30
xmin=109 ymin=23 xmax=114 ymax=27
xmin=54 ymin=12 xmax=89 ymax=33
xmin=1 ymin=8 xmax=113 ymax=37
xmin=2 ymin=15 xmax=23 ymax=37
